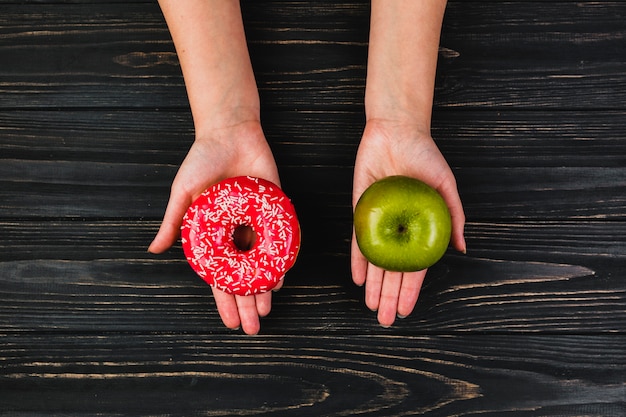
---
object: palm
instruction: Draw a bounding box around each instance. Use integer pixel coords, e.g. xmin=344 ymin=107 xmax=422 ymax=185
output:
xmin=351 ymin=121 xmax=465 ymax=326
xmin=150 ymin=121 xmax=281 ymax=335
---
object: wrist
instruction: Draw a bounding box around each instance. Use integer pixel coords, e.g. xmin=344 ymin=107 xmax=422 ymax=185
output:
xmin=363 ymin=117 xmax=432 ymax=143
xmin=364 ymin=79 xmax=434 ymax=133
xmin=364 ymin=89 xmax=434 ymax=131
xmin=192 ymin=101 xmax=261 ymax=140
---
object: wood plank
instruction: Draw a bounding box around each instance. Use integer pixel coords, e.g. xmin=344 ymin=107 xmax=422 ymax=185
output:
xmin=432 ymin=110 xmax=626 ymax=168
xmin=1 ymin=220 xmax=623 ymax=334
xmin=2 ymin=106 xmax=625 ymax=221
xmin=3 ymin=109 xmax=626 ymax=168
xmin=0 ymin=2 xmax=183 ymax=109
xmin=437 ymin=1 xmax=626 ymax=109
xmin=0 ymin=110 xmax=193 ymax=166
xmin=1 ymin=2 xmax=625 ymax=110
xmin=2 ymin=160 xmax=625 ymax=221
xmin=1 ymin=333 xmax=624 ymax=416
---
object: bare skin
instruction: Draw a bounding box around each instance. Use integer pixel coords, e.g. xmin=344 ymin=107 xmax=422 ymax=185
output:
xmin=352 ymin=0 xmax=466 ymax=327
xmin=149 ymin=1 xmax=277 ymax=335
xmin=151 ymin=0 xmax=466 ymax=333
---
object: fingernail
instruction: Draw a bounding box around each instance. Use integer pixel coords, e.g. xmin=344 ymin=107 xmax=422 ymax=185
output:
xmin=147 ymin=241 xmax=157 ymax=254
xmin=397 ymin=314 xmax=407 ymax=319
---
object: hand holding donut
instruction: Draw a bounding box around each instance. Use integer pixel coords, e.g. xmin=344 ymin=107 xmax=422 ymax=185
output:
xmin=153 ymin=1 xmax=291 ymax=335
xmin=148 ymin=121 xmax=285 ymax=335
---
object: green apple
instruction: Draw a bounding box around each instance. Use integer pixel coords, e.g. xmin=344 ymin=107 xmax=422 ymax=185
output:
xmin=354 ymin=175 xmax=451 ymax=272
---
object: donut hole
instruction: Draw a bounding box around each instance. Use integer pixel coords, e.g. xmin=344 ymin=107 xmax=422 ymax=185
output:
xmin=233 ymin=224 xmax=257 ymax=252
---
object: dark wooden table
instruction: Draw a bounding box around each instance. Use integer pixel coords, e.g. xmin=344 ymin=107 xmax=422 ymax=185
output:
xmin=1 ymin=1 xmax=625 ymax=415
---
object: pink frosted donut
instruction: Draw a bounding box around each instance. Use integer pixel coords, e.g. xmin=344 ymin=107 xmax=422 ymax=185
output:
xmin=181 ymin=176 xmax=300 ymax=296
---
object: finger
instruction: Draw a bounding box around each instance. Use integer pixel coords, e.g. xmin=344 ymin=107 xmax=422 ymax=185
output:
xmin=436 ymin=178 xmax=466 ymax=254
xmin=448 ymin=196 xmax=467 ymax=254
xmin=235 ymin=295 xmax=261 ymax=335
xmin=397 ymin=269 xmax=427 ymax=319
xmin=451 ymin=208 xmax=467 ymax=255
xmin=272 ymin=277 xmax=285 ymax=292
xmin=377 ymin=270 xmax=402 ymax=327
xmin=351 ymin=233 xmax=369 ymax=287
xmin=255 ymin=291 xmax=273 ymax=318
xmin=364 ymin=263 xmax=384 ymax=312
xmin=148 ymin=189 xmax=192 ymax=254
xmin=211 ymin=287 xmax=241 ymax=330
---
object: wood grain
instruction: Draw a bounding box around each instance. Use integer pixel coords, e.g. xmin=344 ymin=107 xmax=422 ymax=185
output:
xmin=1 ymin=333 xmax=624 ymax=416
xmin=438 ymin=1 xmax=626 ymax=109
xmin=3 ymin=108 xmax=626 ymax=168
xmin=0 ymin=221 xmax=623 ymax=334
xmin=3 ymin=107 xmax=625 ymax=171
xmin=1 ymin=0 xmax=625 ymax=415
xmin=2 ymin=160 xmax=625 ymax=222
xmin=3 ymin=107 xmax=626 ymax=222
xmin=1 ymin=2 xmax=626 ymax=110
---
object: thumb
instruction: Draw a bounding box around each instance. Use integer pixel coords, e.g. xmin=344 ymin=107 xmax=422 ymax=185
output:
xmin=435 ymin=178 xmax=466 ymax=254
xmin=148 ymin=191 xmax=192 ymax=254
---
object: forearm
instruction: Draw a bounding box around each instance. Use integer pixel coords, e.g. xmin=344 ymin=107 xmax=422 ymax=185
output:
xmin=365 ymin=0 xmax=447 ymax=130
xmin=158 ymin=0 xmax=260 ymax=136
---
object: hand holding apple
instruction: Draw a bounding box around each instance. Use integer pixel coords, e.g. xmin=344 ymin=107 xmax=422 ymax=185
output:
xmin=351 ymin=121 xmax=466 ymax=327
